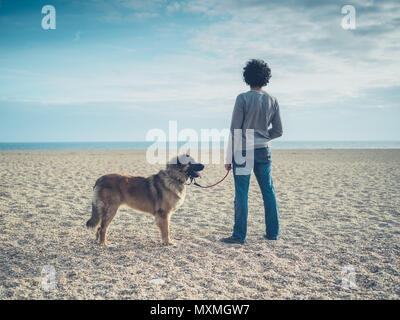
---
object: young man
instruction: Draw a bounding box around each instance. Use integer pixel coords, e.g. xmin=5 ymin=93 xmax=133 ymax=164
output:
xmin=221 ymin=59 xmax=283 ymax=245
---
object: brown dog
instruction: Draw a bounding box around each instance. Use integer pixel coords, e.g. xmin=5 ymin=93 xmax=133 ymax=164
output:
xmin=86 ymin=154 xmax=204 ymax=246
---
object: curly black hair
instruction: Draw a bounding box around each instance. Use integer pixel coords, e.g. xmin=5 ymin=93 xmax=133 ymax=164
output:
xmin=242 ymin=59 xmax=272 ymax=88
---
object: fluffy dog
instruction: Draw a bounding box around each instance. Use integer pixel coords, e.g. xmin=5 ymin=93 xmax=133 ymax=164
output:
xmin=86 ymin=154 xmax=204 ymax=246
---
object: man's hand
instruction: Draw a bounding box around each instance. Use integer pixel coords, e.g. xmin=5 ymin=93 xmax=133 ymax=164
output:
xmin=225 ymin=164 xmax=232 ymax=171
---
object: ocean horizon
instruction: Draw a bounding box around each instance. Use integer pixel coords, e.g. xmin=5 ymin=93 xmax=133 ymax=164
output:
xmin=0 ymin=141 xmax=400 ymax=151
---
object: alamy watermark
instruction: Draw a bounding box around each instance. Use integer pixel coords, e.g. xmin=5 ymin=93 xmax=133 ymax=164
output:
xmin=341 ymin=5 xmax=356 ymax=30
xmin=41 ymin=265 xmax=57 ymax=291
xmin=341 ymin=265 xmax=357 ymax=290
xmin=145 ymin=121 xmax=255 ymax=175
xmin=41 ymin=5 xmax=56 ymax=30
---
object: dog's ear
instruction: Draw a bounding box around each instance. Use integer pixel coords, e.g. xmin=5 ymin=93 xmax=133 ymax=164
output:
xmin=175 ymin=156 xmax=189 ymax=171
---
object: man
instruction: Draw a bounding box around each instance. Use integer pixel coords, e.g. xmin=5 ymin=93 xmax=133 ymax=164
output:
xmin=221 ymin=59 xmax=283 ymax=245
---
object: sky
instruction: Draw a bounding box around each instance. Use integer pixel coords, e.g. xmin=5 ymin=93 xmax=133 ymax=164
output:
xmin=0 ymin=0 xmax=399 ymax=142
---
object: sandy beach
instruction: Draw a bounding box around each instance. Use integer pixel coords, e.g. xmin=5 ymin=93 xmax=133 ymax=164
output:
xmin=0 ymin=149 xmax=399 ymax=299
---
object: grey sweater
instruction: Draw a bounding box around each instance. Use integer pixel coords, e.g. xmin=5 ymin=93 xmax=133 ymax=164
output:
xmin=230 ymin=90 xmax=283 ymax=149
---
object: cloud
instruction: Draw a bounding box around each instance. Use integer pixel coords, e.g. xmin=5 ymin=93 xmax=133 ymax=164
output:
xmin=88 ymin=0 xmax=165 ymax=23
xmin=2 ymin=0 xmax=399 ymax=116
xmin=179 ymin=0 xmax=400 ymax=107
xmin=129 ymin=11 xmax=159 ymax=20
xmin=166 ymin=1 xmax=181 ymax=14
xmin=83 ymin=0 xmax=399 ymax=110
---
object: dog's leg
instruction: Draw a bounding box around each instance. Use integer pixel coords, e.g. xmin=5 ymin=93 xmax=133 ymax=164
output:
xmin=99 ymin=205 xmax=119 ymax=246
xmin=96 ymin=227 xmax=101 ymax=242
xmin=155 ymin=211 xmax=173 ymax=245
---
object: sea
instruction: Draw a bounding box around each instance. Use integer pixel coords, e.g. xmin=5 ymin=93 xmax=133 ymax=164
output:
xmin=0 ymin=141 xmax=399 ymax=151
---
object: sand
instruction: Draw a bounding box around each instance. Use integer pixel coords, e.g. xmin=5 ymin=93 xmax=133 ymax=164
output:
xmin=0 ymin=149 xmax=399 ymax=300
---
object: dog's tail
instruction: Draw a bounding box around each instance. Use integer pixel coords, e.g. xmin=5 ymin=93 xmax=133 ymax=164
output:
xmin=86 ymin=177 xmax=104 ymax=228
xmin=86 ymin=185 xmax=102 ymax=228
xmin=86 ymin=202 xmax=101 ymax=229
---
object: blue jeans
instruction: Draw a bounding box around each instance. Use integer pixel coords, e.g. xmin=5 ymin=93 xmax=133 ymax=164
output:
xmin=232 ymin=147 xmax=280 ymax=241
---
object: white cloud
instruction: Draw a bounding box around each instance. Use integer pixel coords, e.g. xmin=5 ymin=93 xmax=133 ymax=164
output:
xmin=3 ymin=0 xmax=399 ymax=115
xmin=129 ymin=11 xmax=159 ymax=20
xmin=180 ymin=0 xmax=400 ymax=107
xmin=92 ymin=0 xmax=165 ymax=23
xmin=166 ymin=1 xmax=181 ymax=14
xmin=70 ymin=0 xmax=400 ymax=109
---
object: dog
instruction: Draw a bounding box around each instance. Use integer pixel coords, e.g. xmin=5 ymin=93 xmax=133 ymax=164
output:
xmin=86 ymin=154 xmax=204 ymax=246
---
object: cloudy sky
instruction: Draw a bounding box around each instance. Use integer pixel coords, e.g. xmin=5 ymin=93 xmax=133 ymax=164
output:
xmin=0 ymin=0 xmax=399 ymax=141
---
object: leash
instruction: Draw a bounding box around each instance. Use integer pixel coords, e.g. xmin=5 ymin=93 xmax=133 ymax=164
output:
xmin=191 ymin=169 xmax=230 ymax=189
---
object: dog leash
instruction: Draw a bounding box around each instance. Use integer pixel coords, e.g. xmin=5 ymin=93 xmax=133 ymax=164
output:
xmin=191 ymin=169 xmax=230 ymax=189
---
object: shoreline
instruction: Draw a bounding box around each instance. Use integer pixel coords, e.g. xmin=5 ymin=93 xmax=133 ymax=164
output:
xmin=1 ymin=140 xmax=400 ymax=152
xmin=1 ymin=148 xmax=400 ymax=152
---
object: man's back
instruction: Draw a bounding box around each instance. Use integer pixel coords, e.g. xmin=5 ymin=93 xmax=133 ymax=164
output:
xmin=230 ymin=90 xmax=283 ymax=149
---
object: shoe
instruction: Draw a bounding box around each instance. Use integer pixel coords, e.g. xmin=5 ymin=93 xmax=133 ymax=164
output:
xmin=264 ymin=235 xmax=278 ymax=240
xmin=220 ymin=236 xmax=245 ymax=245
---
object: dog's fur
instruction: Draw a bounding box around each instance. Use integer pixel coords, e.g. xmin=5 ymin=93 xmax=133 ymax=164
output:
xmin=86 ymin=154 xmax=204 ymax=246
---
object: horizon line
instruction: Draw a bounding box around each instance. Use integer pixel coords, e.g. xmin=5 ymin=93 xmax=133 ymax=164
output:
xmin=1 ymin=140 xmax=400 ymax=143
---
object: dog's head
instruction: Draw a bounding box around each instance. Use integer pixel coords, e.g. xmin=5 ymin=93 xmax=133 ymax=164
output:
xmin=167 ymin=154 xmax=204 ymax=181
